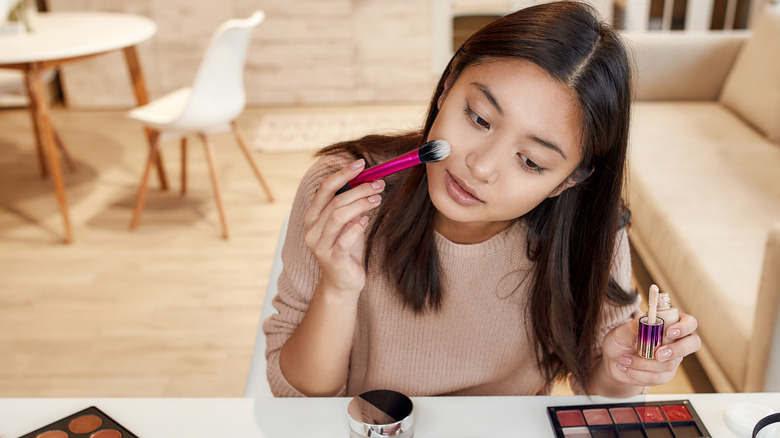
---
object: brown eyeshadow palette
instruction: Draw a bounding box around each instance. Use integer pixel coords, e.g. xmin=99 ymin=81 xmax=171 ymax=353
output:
xmin=18 ymin=406 xmax=138 ymax=438
xmin=547 ymin=400 xmax=711 ymax=438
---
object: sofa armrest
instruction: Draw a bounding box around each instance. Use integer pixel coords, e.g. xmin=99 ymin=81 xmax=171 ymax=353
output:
xmin=621 ymin=31 xmax=750 ymax=101
xmin=746 ymin=222 xmax=780 ymax=392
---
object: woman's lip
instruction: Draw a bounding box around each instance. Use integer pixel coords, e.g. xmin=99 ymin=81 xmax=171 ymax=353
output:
xmin=445 ymin=171 xmax=483 ymax=205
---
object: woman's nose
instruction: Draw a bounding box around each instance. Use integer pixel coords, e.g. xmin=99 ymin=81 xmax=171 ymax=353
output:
xmin=465 ymin=144 xmax=500 ymax=185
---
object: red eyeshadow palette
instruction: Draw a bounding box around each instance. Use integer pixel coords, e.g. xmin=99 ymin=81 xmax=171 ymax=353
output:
xmin=18 ymin=406 xmax=138 ymax=438
xmin=548 ymin=400 xmax=710 ymax=437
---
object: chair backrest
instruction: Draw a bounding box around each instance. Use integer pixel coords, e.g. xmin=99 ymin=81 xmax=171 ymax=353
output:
xmin=245 ymin=211 xmax=289 ymax=397
xmin=174 ymin=10 xmax=264 ymax=131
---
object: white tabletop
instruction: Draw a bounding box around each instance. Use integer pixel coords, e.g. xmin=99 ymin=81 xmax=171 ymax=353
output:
xmin=0 ymin=12 xmax=156 ymax=65
xmin=0 ymin=393 xmax=778 ymax=438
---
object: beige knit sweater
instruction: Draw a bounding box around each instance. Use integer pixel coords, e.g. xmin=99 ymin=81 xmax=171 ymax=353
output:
xmin=264 ymin=153 xmax=641 ymax=397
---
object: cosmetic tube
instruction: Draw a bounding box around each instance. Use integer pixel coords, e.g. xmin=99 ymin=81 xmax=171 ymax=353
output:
xmin=637 ymin=316 xmax=664 ymax=359
xmin=656 ymin=293 xmax=680 ymax=345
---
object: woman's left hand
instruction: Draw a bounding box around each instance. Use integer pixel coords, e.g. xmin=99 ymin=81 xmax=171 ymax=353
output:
xmin=600 ymin=313 xmax=702 ymax=389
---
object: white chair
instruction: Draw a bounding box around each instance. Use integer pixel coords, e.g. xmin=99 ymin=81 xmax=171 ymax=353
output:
xmin=245 ymin=212 xmax=288 ymax=397
xmin=127 ymin=10 xmax=274 ymax=239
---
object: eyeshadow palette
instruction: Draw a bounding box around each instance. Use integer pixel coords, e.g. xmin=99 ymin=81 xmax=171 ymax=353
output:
xmin=547 ymin=400 xmax=711 ymax=438
xmin=18 ymin=406 xmax=138 ymax=438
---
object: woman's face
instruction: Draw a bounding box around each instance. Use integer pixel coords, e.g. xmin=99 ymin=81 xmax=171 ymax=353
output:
xmin=426 ymin=58 xmax=584 ymax=243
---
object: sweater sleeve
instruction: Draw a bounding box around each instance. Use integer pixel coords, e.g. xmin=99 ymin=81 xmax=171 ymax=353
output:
xmin=262 ymin=153 xmax=353 ymax=397
xmin=570 ymin=227 xmax=642 ymax=394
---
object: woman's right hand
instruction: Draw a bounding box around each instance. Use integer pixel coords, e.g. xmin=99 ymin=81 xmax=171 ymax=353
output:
xmin=303 ymin=159 xmax=385 ymax=297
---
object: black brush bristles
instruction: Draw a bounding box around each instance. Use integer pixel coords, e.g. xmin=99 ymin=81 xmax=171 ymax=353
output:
xmin=419 ymin=139 xmax=451 ymax=163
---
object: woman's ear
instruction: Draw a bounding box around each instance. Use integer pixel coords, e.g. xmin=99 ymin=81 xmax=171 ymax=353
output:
xmin=547 ymin=167 xmax=594 ymax=198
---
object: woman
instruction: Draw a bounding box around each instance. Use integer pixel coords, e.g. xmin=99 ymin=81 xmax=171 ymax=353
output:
xmin=264 ymin=1 xmax=700 ymax=397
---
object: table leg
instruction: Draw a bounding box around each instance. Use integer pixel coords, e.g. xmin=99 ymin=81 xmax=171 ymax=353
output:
xmin=24 ymin=71 xmax=78 ymax=177
xmin=25 ymin=82 xmax=49 ymax=178
xmin=123 ymin=45 xmax=169 ymax=191
xmin=25 ymin=63 xmax=73 ymax=244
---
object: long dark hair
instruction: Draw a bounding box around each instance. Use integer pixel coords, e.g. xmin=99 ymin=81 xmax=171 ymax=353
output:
xmin=318 ymin=1 xmax=636 ymax=392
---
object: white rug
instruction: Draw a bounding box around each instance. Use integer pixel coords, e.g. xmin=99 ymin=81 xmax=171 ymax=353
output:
xmin=252 ymin=107 xmax=428 ymax=153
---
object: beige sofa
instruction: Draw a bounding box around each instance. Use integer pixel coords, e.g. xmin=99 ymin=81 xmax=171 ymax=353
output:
xmin=622 ymin=4 xmax=780 ymax=393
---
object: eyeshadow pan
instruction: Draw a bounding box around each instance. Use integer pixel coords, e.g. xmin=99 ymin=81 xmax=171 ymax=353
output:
xmin=635 ymin=406 xmax=665 ymax=423
xmin=563 ymin=426 xmax=592 ymax=437
xmin=661 ymin=404 xmax=693 ymax=421
xmin=584 ymin=408 xmax=613 ymax=425
xmin=616 ymin=425 xmax=646 ymax=437
xmin=70 ymin=414 xmax=102 ymax=433
xmin=645 ymin=424 xmax=674 ymax=437
xmin=36 ymin=432 xmax=68 ymax=438
xmin=672 ymin=424 xmax=703 ymax=437
xmin=558 ymin=410 xmax=587 ymax=427
xmin=610 ymin=407 xmax=639 ymax=424
xmin=592 ymin=429 xmax=618 ymax=438
xmin=91 ymin=430 xmax=123 ymax=438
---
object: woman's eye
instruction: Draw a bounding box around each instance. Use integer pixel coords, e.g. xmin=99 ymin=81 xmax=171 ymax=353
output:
xmin=520 ymin=155 xmax=544 ymax=174
xmin=466 ymin=107 xmax=490 ymax=129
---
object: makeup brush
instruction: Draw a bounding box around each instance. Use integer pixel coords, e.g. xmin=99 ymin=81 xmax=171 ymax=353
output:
xmin=335 ymin=139 xmax=451 ymax=195
xmin=647 ymin=284 xmax=660 ymax=324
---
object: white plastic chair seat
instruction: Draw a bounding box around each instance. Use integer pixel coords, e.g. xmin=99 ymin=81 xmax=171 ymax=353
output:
xmin=128 ymin=87 xmax=233 ymax=136
xmin=127 ymin=87 xmax=191 ymax=128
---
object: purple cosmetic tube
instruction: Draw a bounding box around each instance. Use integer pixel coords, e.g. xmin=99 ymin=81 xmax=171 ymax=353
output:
xmin=637 ymin=316 xmax=664 ymax=359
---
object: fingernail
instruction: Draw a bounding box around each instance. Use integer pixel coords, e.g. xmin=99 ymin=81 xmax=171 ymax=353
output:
xmin=667 ymin=328 xmax=681 ymax=339
xmin=617 ymin=363 xmax=628 ymax=372
xmin=371 ymin=180 xmax=385 ymax=190
xmin=358 ymin=216 xmax=369 ymax=226
xmin=657 ymin=347 xmax=672 ymax=361
xmin=350 ymin=159 xmax=365 ymax=170
xmin=368 ymin=194 xmax=381 ymax=203
xmin=618 ymin=356 xmax=632 ymax=366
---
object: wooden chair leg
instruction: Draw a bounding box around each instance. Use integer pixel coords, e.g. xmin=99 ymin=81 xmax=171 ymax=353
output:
xmin=230 ymin=120 xmax=275 ymax=202
xmin=180 ymin=137 xmax=187 ymax=196
xmin=198 ymin=134 xmax=229 ymax=239
xmin=130 ymin=130 xmax=161 ymax=230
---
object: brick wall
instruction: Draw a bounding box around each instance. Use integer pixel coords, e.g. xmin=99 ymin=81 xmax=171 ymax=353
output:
xmin=48 ymin=0 xmax=435 ymax=108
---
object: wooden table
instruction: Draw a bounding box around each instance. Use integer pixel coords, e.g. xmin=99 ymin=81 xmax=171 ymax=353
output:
xmin=0 ymin=12 xmax=164 ymax=243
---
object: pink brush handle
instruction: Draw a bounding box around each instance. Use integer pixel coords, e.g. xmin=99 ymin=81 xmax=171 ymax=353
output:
xmin=336 ymin=149 xmax=421 ymax=194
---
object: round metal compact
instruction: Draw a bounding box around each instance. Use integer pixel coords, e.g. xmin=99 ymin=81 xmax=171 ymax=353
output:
xmin=347 ymin=389 xmax=415 ymax=437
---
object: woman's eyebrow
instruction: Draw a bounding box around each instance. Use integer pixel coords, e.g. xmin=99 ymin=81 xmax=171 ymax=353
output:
xmin=471 ymin=82 xmax=503 ymax=115
xmin=531 ymin=136 xmax=567 ymax=160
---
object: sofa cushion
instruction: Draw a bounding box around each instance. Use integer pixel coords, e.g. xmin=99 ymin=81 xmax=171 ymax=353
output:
xmin=719 ymin=4 xmax=780 ymax=142
xmin=626 ymin=32 xmax=746 ymax=101
xmin=628 ymin=102 xmax=780 ymax=390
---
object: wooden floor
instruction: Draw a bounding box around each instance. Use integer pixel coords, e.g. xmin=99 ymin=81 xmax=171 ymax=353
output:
xmin=0 ymin=106 xmax=698 ymax=396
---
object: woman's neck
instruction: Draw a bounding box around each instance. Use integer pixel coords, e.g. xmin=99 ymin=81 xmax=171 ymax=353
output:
xmin=433 ymin=213 xmax=512 ymax=244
